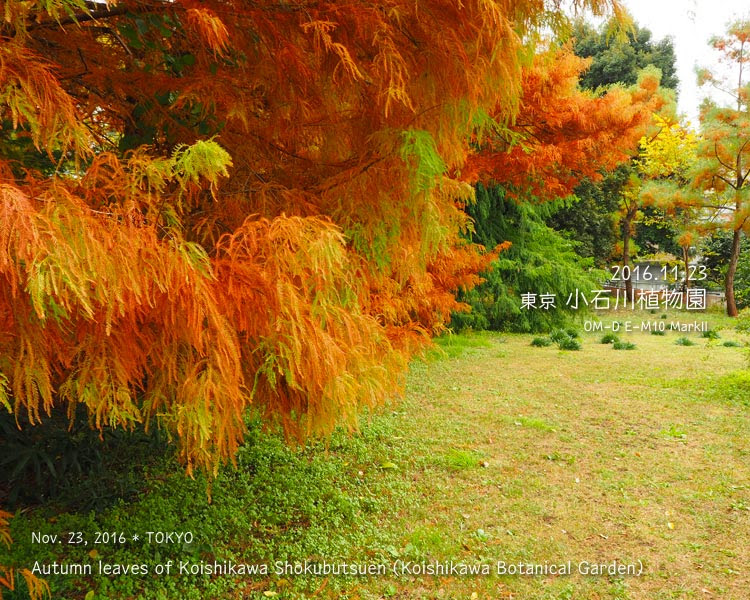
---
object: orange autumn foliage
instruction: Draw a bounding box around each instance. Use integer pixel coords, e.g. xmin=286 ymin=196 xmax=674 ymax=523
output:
xmin=0 ymin=511 xmax=49 ymax=600
xmin=0 ymin=0 xmax=624 ymax=473
xmin=463 ymin=46 xmax=662 ymax=200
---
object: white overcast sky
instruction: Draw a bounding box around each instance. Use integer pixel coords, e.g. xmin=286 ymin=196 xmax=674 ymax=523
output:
xmin=617 ymin=0 xmax=750 ymax=125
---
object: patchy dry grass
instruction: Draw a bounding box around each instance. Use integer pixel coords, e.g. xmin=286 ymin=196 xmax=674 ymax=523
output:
xmin=348 ymin=309 xmax=750 ymax=600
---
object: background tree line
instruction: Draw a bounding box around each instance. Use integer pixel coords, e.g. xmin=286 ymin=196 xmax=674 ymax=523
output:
xmin=456 ymin=17 xmax=750 ymax=331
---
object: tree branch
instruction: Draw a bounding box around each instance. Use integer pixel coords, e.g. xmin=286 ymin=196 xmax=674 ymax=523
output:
xmin=737 ymin=138 xmax=750 ymax=188
xmin=26 ymin=2 xmax=163 ymax=31
xmin=714 ymin=173 xmax=738 ymax=190
xmin=714 ymin=141 xmax=736 ymax=173
xmin=705 ymin=80 xmax=739 ymax=101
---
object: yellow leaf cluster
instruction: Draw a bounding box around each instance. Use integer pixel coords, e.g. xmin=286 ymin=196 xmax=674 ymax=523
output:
xmin=638 ymin=115 xmax=697 ymax=179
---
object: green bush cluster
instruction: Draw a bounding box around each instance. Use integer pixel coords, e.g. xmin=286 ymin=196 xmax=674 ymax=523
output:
xmin=0 ymin=405 xmax=169 ymax=510
xmin=529 ymin=329 xmax=581 ymax=350
xmin=558 ymin=337 xmax=582 ymax=351
xmin=546 ymin=328 xmax=581 ymax=350
xmin=722 ymin=340 xmax=743 ymax=347
xmin=612 ymin=341 xmax=636 ymax=350
xmin=2 ymin=416 xmax=410 ymax=600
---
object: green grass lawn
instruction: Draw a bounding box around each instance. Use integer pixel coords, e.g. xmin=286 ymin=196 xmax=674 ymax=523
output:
xmin=4 ymin=309 xmax=750 ymax=600
xmin=370 ymin=313 xmax=749 ymax=600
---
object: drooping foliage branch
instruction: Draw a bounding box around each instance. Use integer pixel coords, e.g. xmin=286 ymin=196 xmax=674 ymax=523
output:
xmin=453 ymin=185 xmax=602 ymax=332
xmin=461 ymin=45 xmax=664 ymax=199
xmin=1 ymin=0 xmax=628 ymax=472
xmin=0 ymin=510 xmax=49 ymax=600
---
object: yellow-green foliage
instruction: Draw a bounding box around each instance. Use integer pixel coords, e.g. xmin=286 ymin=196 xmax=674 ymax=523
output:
xmin=639 ymin=115 xmax=697 ymax=178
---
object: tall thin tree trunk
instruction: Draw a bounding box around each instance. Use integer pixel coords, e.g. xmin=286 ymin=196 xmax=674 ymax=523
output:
xmin=725 ymin=228 xmax=741 ymax=317
xmin=682 ymin=245 xmax=690 ymax=291
xmin=622 ymin=205 xmax=637 ymax=302
xmin=623 ymin=226 xmax=632 ymax=301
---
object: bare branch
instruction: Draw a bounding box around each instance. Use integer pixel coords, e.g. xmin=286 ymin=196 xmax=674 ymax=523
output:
xmin=737 ymin=138 xmax=750 ymax=188
xmin=714 ymin=141 xmax=736 ymax=173
xmin=714 ymin=173 xmax=738 ymax=190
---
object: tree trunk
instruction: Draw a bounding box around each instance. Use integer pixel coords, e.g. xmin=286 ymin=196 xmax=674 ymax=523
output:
xmin=622 ymin=206 xmax=637 ymax=302
xmin=682 ymin=245 xmax=690 ymax=291
xmin=623 ymin=225 xmax=632 ymax=301
xmin=725 ymin=228 xmax=741 ymax=317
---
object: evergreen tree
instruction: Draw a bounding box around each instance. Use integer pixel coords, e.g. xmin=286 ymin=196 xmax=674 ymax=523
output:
xmin=573 ymin=20 xmax=678 ymax=91
xmin=452 ymin=186 xmax=602 ymax=332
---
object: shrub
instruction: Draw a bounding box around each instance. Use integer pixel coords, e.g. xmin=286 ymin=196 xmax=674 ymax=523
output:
xmin=550 ymin=328 xmax=570 ymax=343
xmin=660 ymin=313 xmax=668 ymax=319
xmin=600 ymin=333 xmax=619 ymax=344
xmin=675 ymin=337 xmax=695 ymax=346
xmin=558 ymin=337 xmax=581 ymax=351
xmin=722 ymin=340 xmax=743 ymax=347
xmin=737 ymin=308 xmax=750 ymax=333
xmin=613 ymin=341 xmax=636 ymax=350
xmin=651 ymin=329 xmax=666 ymax=336
xmin=565 ymin=328 xmax=580 ymax=339
xmin=0 ymin=406 xmax=169 ymax=510
xmin=701 ymin=329 xmax=721 ymax=340
xmin=451 ymin=186 xmax=603 ymax=333
xmin=531 ymin=337 xmax=553 ymax=347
